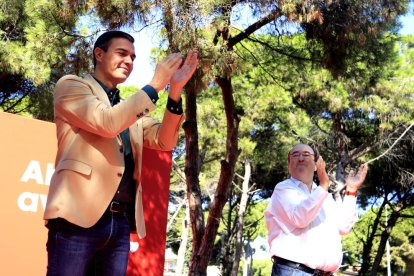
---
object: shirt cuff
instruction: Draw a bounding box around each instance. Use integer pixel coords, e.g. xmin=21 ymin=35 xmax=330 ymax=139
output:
xmin=142 ymin=85 xmax=158 ymax=104
xmin=166 ymin=97 xmax=183 ymax=115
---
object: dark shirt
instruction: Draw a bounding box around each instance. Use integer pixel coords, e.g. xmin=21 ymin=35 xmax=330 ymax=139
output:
xmin=93 ymin=77 xmax=139 ymax=204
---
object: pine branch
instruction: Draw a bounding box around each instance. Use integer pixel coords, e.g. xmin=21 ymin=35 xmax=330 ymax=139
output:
xmin=364 ymin=123 xmax=414 ymax=165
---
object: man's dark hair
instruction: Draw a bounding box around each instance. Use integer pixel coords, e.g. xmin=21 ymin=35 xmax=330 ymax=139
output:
xmin=93 ymin=30 xmax=134 ymax=68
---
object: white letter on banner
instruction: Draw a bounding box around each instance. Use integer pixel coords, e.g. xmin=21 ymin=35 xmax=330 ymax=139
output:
xmin=17 ymin=192 xmax=39 ymax=212
xmin=20 ymin=160 xmax=43 ymax=184
xmin=44 ymin=163 xmax=55 ymax=186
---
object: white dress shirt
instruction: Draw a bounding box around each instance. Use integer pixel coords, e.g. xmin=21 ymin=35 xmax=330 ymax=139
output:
xmin=264 ymin=177 xmax=358 ymax=272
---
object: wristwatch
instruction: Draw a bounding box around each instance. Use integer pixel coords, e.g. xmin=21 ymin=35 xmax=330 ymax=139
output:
xmin=344 ymin=190 xmax=357 ymax=197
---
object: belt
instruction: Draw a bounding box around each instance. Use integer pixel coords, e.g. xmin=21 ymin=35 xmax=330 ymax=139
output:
xmin=107 ymin=201 xmax=128 ymax=214
xmin=272 ymin=256 xmax=333 ymax=276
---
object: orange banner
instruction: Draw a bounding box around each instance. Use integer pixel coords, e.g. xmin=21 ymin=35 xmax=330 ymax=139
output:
xmin=0 ymin=112 xmax=54 ymax=274
xmin=0 ymin=112 xmax=172 ymax=275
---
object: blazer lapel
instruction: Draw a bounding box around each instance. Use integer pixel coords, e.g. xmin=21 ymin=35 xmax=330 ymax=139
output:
xmin=84 ymin=74 xmax=111 ymax=106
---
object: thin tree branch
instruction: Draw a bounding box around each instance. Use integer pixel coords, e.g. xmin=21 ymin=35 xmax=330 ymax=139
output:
xmin=228 ymin=10 xmax=281 ymax=49
xmin=166 ymin=197 xmax=187 ymax=232
xmin=245 ymin=36 xmax=315 ymax=62
xmin=364 ymin=123 xmax=414 ymax=165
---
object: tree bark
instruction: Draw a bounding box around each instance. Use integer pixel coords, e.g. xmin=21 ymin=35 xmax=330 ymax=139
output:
xmin=184 ymin=75 xmax=206 ymax=271
xmin=231 ymin=160 xmax=251 ymax=275
xmin=189 ymin=76 xmax=240 ymax=275
xmin=359 ymin=200 xmax=387 ymax=275
xmin=176 ymin=203 xmax=190 ymax=276
xmin=243 ymin=240 xmax=253 ymax=276
xmin=370 ymin=209 xmax=399 ymax=276
xmin=220 ymin=194 xmax=235 ymax=276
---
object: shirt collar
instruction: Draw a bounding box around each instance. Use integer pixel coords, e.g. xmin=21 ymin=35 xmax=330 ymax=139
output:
xmin=290 ymin=177 xmax=317 ymax=192
xmin=93 ymin=76 xmax=120 ymax=105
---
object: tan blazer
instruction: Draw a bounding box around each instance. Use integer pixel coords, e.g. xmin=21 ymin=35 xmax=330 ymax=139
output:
xmin=44 ymin=74 xmax=184 ymax=238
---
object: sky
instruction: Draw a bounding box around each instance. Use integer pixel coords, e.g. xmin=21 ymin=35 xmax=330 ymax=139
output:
xmin=122 ymin=9 xmax=414 ymax=88
xmin=122 ymin=27 xmax=159 ymax=88
xmin=399 ymin=12 xmax=414 ymax=35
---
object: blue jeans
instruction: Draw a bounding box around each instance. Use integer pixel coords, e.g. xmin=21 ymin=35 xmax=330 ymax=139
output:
xmin=272 ymin=263 xmax=314 ymax=276
xmin=46 ymin=211 xmax=131 ymax=276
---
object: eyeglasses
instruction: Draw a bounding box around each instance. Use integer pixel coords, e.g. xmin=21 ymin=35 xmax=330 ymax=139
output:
xmin=289 ymin=151 xmax=314 ymax=160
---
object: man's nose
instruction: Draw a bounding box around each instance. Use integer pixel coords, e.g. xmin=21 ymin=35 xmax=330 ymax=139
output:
xmin=297 ymin=155 xmax=308 ymax=162
xmin=125 ymin=55 xmax=134 ymax=65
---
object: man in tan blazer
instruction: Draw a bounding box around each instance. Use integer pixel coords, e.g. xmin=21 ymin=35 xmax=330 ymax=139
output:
xmin=44 ymin=30 xmax=198 ymax=276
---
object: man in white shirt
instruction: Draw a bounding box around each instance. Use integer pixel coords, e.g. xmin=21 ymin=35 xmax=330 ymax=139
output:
xmin=264 ymin=143 xmax=368 ymax=275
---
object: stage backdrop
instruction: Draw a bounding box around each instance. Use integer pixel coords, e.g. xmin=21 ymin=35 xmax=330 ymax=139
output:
xmin=0 ymin=112 xmax=172 ymax=275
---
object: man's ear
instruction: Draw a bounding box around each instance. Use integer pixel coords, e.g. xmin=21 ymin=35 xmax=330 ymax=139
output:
xmin=94 ymin=47 xmax=104 ymax=64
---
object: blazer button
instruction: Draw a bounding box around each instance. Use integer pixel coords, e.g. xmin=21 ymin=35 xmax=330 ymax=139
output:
xmin=117 ymin=172 xmax=123 ymax=177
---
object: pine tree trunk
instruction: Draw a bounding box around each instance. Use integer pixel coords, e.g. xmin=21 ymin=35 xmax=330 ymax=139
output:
xmin=243 ymin=241 xmax=253 ymax=276
xmin=370 ymin=210 xmax=399 ymax=276
xmin=359 ymin=201 xmax=387 ymax=275
xmin=176 ymin=204 xmax=190 ymax=276
xmin=184 ymin=74 xmax=207 ymax=275
xmin=220 ymin=195 xmax=234 ymax=276
xmin=189 ymin=77 xmax=240 ymax=275
xmin=231 ymin=160 xmax=251 ymax=275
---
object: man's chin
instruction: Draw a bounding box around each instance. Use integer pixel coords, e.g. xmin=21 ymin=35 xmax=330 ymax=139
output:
xmin=114 ymin=75 xmax=129 ymax=84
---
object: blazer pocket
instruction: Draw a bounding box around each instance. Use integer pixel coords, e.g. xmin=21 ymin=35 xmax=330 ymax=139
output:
xmin=56 ymin=159 xmax=92 ymax=176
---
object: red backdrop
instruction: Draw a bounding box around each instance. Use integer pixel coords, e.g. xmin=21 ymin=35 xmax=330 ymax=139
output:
xmin=127 ymin=147 xmax=172 ymax=276
xmin=0 ymin=112 xmax=172 ymax=275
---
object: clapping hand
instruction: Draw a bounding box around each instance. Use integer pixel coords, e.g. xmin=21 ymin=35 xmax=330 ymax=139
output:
xmin=149 ymin=50 xmax=198 ymax=101
xmin=345 ymin=164 xmax=368 ymax=192
xmin=149 ymin=53 xmax=184 ymax=92
xmin=169 ymin=50 xmax=198 ymax=99
xmin=316 ymin=156 xmax=330 ymax=191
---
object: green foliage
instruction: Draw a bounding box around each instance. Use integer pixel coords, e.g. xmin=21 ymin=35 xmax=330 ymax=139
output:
xmin=27 ymin=82 xmax=54 ymax=121
xmin=342 ymin=206 xmax=414 ymax=274
xmin=244 ymin=200 xmax=269 ymax=238
xmin=298 ymin=0 xmax=409 ymax=76
xmin=390 ymin=210 xmax=414 ymax=272
xmin=0 ymin=0 xmax=90 ymax=118
xmin=251 ymin=259 xmax=272 ymax=276
xmin=217 ymin=200 xmax=268 ymax=240
xmin=120 ymin=84 xmax=172 ymax=123
xmin=0 ymin=0 xmax=76 ymax=85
